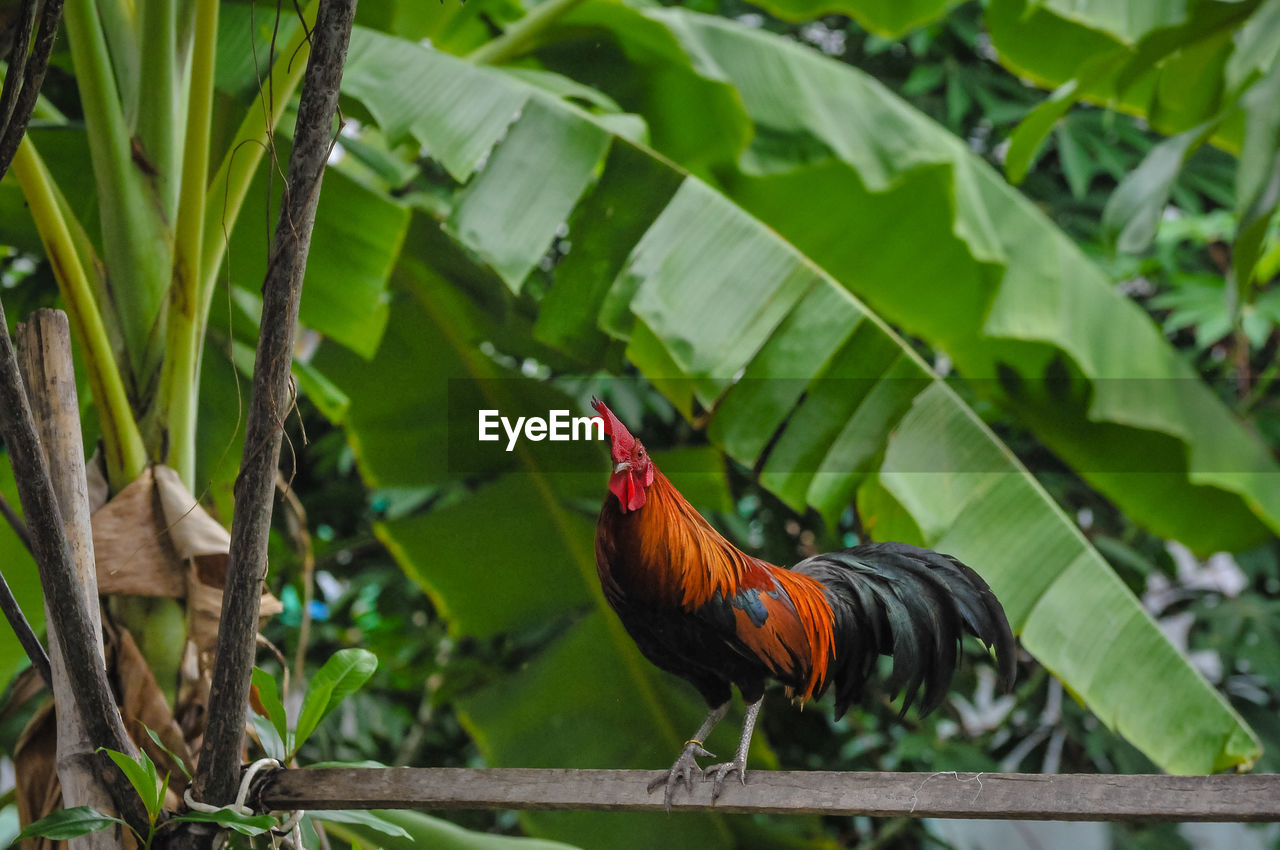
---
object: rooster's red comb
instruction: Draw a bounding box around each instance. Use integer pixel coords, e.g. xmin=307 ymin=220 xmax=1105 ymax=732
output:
xmin=591 ymin=397 xmax=636 ymax=452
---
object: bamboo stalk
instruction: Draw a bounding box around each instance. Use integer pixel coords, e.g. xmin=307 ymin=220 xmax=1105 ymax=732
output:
xmin=16 ymin=310 xmax=119 ymax=850
xmin=259 ymin=768 xmax=1280 ymax=823
xmin=0 ymin=300 xmax=149 ymax=837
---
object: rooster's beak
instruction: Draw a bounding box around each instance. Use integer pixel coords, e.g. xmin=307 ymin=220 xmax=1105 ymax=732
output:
xmin=613 ymin=461 xmax=632 ymax=474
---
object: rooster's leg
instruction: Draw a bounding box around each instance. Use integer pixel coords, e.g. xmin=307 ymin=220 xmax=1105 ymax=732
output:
xmin=647 ymin=701 xmax=728 ymax=810
xmin=705 ymin=696 xmax=762 ymax=800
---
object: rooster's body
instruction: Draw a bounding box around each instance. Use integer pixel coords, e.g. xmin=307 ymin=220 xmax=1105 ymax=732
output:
xmin=591 ymin=399 xmax=1015 ymax=806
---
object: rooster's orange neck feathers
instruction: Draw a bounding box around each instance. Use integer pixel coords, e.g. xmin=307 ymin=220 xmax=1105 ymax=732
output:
xmin=603 ymin=462 xmax=835 ymax=700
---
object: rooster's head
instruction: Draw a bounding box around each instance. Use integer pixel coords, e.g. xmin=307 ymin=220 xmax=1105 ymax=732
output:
xmin=592 ymin=398 xmax=654 ymax=513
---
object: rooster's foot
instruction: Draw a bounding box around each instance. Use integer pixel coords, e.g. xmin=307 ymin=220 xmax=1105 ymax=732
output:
xmin=703 ymin=758 xmax=746 ymax=801
xmin=648 ymin=741 xmax=714 ymax=811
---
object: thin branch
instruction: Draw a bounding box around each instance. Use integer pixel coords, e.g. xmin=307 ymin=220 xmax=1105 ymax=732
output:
xmin=257 ymin=768 xmax=1280 ymax=823
xmin=0 ymin=0 xmax=65 ymax=178
xmin=0 ymin=455 xmax=46 ymax=688
xmin=0 ymin=0 xmax=39 ymax=131
xmin=0 ymin=300 xmax=149 ymax=836
xmin=0 ymin=559 xmax=52 ymax=687
xmin=193 ymin=0 xmax=357 ymax=807
xmin=0 ymin=491 xmax=32 ymax=552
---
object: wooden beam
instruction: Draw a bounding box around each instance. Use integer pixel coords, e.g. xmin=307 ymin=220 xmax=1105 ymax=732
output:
xmin=258 ymin=768 xmax=1280 ymax=822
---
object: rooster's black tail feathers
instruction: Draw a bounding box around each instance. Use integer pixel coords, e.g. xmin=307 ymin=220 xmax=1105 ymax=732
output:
xmin=793 ymin=542 xmax=1016 ymax=718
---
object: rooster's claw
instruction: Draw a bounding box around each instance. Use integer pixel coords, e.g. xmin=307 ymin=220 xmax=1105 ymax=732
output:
xmin=648 ymin=742 xmax=714 ymax=811
xmin=704 ymin=759 xmax=746 ymax=801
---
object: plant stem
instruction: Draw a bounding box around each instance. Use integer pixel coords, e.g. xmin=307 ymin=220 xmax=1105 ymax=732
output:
xmin=136 ymin=0 xmax=184 ymax=222
xmin=66 ymin=0 xmax=173 ymax=403
xmin=11 ymin=140 xmax=148 ymax=491
xmin=193 ymin=0 xmax=356 ymax=808
xmin=466 ymin=0 xmax=587 ymax=65
xmin=94 ymin=0 xmax=139 ymax=123
xmin=197 ymin=0 xmax=319 ymax=338
xmin=0 ymin=564 xmax=48 ymax=686
xmin=162 ymin=0 xmax=219 ymax=488
xmin=0 ymin=492 xmax=31 ymax=553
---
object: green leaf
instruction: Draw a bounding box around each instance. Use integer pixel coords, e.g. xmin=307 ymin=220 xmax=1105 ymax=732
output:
xmin=1225 ymin=0 xmax=1280 ymax=93
xmin=1104 ymin=120 xmax=1219 ymax=253
xmin=227 ymin=293 xmax=351 ymax=424
xmin=354 ymin=0 xmax=529 ymax=56
xmin=1233 ymin=60 xmax=1280 ymax=301
xmin=252 ymin=666 xmax=292 ymax=755
xmin=14 ymin=807 xmax=124 ymax=842
xmin=445 ymin=97 xmax=611 ymax=291
xmin=746 ymin=0 xmax=959 ymax=35
xmin=251 ymin=714 xmax=288 ymax=763
xmin=144 ymin=726 xmax=192 ymax=782
xmin=306 ymin=809 xmax=411 ymax=839
xmin=215 ymin=3 xmax=304 ymax=100
xmin=226 ymin=141 xmax=408 ymax=358
xmin=379 ymin=475 xmax=597 ymax=638
xmin=1005 ymin=51 xmax=1126 ymax=185
xmin=323 ymin=808 xmax=580 ymax=849
xmin=294 ymin=649 xmax=378 ymax=754
xmin=170 ymin=810 xmax=277 ymax=835
xmin=984 ymin=0 xmax=1252 ymax=145
xmin=99 ymin=748 xmax=161 ymax=819
xmin=621 ymin=8 xmax=1280 ymax=553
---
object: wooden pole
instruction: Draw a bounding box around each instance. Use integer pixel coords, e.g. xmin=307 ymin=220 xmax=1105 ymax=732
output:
xmin=193 ymin=0 xmax=358 ymax=808
xmin=258 ymin=768 xmax=1280 ymax=823
xmin=16 ymin=310 xmax=118 ymax=850
xmin=0 ymin=300 xmax=148 ymax=837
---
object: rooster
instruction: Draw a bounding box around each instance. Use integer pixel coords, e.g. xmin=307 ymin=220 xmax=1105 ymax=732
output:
xmin=591 ymin=399 xmax=1015 ymax=807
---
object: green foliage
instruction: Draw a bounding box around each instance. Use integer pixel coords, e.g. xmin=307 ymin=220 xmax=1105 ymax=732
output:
xmin=1104 ymin=122 xmax=1221 ymax=253
xmin=320 ymin=808 xmax=581 ymax=849
xmin=4 ymin=1 xmax=1280 ymax=848
xmin=253 ymin=648 xmax=378 ymax=763
xmin=296 ymin=649 xmax=380 ymax=751
xmin=13 ymin=806 xmax=124 ymax=843
xmin=326 ymin=13 xmax=1263 ymax=783
xmin=167 ymin=809 xmax=277 ymax=836
xmin=252 ymin=666 xmax=292 ymax=759
xmin=98 ymin=747 xmax=165 ymax=824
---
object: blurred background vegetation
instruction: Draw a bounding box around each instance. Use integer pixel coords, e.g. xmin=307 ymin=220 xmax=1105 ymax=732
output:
xmin=2 ymin=0 xmax=1280 ymax=848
